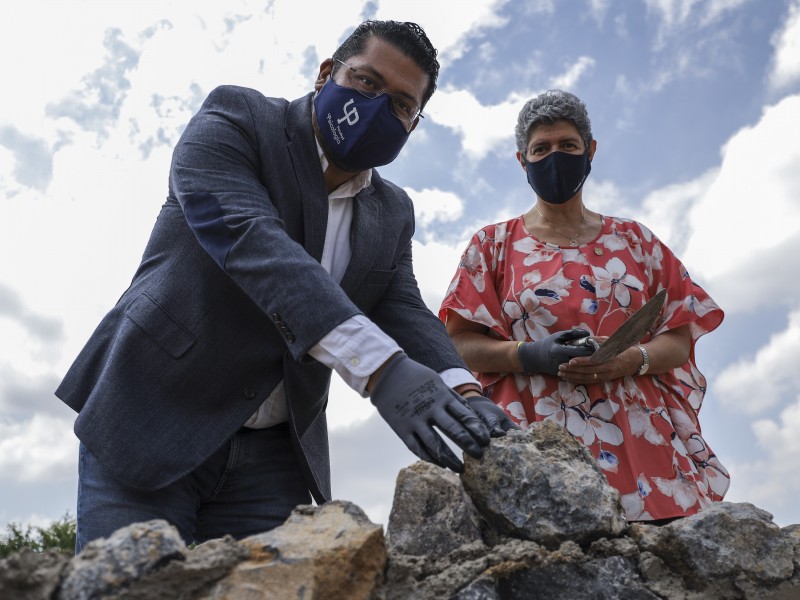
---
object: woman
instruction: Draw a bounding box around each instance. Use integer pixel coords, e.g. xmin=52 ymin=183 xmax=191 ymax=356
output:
xmin=439 ymin=90 xmax=729 ymax=522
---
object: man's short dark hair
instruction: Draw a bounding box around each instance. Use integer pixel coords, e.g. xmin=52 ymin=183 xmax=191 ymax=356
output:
xmin=332 ymin=20 xmax=440 ymax=109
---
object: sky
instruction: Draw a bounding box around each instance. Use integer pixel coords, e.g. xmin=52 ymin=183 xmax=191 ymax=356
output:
xmin=1 ymin=0 xmax=799 ymax=533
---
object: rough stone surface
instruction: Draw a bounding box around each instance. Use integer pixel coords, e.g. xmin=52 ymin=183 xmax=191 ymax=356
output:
xmin=497 ymin=555 xmax=660 ymax=600
xmin=58 ymin=519 xmax=187 ymax=600
xmin=2 ymin=422 xmax=798 ymax=599
xmin=633 ymin=502 xmax=796 ymax=596
xmin=386 ymin=460 xmax=484 ymax=557
xmin=460 ymin=422 xmax=627 ymax=548
xmin=202 ymin=500 xmax=386 ymax=600
xmin=0 ymin=548 xmax=69 ymax=600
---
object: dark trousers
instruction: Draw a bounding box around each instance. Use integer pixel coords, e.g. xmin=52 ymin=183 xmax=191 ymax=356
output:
xmin=75 ymin=423 xmax=311 ymax=553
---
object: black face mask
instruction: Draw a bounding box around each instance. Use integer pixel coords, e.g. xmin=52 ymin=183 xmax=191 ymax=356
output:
xmin=525 ymin=149 xmax=592 ymax=204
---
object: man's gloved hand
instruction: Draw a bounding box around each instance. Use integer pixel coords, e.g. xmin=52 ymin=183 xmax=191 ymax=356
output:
xmin=463 ymin=395 xmax=521 ymax=437
xmin=518 ymin=328 xmax=594 ymax=376
xmin=370 ymin=353 xmax=490 ymax=473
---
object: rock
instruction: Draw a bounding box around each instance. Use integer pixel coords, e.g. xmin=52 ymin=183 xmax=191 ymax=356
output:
xmin=497 ymin=555 xmax=660 ymax=600
xmin=460 ymin=422 xmax=627 ymax=548
xmin=633 ymin=502 xmax=796 ymax=598
xmin=202 ymin=500 xmax=385 ymax=600
xmin=386 ymin=461 xmax=484 ymax=557
xmin=3 ymin=434 xmax=799 ymax=599
xmin=0 ymin=548 xmax=69 ymax=600
xmin=58 ymin=520 xmax=187 ymax=600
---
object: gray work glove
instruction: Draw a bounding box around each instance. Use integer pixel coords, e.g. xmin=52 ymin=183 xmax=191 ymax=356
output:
xmin=370 ymin=353 xmax=490 ymax=473
xmin=463 ymin=395 xmax=521 ymax=437
xmin=518 ymin=328 xmax=594 ymax=376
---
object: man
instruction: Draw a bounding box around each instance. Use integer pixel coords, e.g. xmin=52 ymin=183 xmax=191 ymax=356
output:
xmin=57 ymin=20 xmax=517 ymax=552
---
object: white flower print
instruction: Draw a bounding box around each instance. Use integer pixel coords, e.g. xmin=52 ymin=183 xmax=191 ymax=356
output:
xmin=491 ymin=222 xmax=509 ymax=266
xmin=620 ymin=475 xmax=654 ymax=520
xmin=503 ymin=288 xmax=558 ymax=341
xmin=582 ymin=398 xmax=624 ymax=446
xmin=682 ymin=433 xmax=731 ymax=498
xmin=535 ymin=381 xmax=590 ymax=439
xmin=460 ymin=241 xmax=487 ymax=293
xmin=450 ymin=304 xmax=502 ymax=330
xmin=591 ymin=256 xmax=645 ymax=307
xmin=617 ymin=379 xmax=667 ymax=446
xmin=504 ymin=401 xmax=529 ymax=428
xmin=512 ymin=237 xmax=561 ymax=266
xmin=653 ymin=472 xmax=701 ymax=511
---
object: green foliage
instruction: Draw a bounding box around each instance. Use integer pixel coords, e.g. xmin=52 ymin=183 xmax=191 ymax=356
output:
xmin=0 ymin=514 xmax=76 ymax=559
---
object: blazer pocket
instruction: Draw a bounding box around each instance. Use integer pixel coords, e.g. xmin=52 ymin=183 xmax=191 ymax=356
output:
xmin=364 ymin=265 xmax=397 ymax=286
xmin=125 ymin=293 xmax=196 ymax=359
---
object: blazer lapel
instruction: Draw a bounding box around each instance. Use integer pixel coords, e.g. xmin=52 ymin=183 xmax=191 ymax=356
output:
xmin=339 ymin=185 xmax=381 ymax=295
xmin=285 ymin=93 xmax=328 ymax=263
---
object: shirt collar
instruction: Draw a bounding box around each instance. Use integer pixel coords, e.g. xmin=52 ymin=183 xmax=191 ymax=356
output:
xmin=314 ymin=136 xmax=372 ymax=200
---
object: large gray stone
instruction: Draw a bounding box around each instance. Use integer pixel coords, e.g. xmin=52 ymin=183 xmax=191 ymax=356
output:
xmin=497 ymin=555 xmax=660 ymax=600
xmin=202 ymin=501 xmax=386 ymax=600
xmin=633 ymin=502 xmax=796 ymax=596
xmin=58 ymin=520 xmax=186 ymax=600
xmin=386 ymin=461 xmax=484 ymax=557
xmin=460 ymin=422 xmax=626 ymax=548
xmin=0 ymin=548 xmax=69 ymax=600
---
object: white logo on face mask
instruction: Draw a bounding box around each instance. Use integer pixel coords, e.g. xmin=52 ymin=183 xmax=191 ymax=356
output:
xmin=337 ymin=98 xmax=360 ymax=126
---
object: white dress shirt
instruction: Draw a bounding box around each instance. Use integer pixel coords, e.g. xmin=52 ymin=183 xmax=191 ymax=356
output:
xmin=242 ymin=138 xmax=479 ymax=428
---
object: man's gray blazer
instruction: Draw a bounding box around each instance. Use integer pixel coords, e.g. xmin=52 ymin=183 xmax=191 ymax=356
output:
xmin=56 ymin=86 xmax=467 ymax=504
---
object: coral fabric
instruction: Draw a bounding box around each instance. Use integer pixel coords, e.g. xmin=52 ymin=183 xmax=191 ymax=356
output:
xmin=440 ymin=214 xmax=730 ymax=520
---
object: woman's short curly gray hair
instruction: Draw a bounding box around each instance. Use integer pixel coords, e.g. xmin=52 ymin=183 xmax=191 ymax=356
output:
xmin=515 ymin=90 xmax=593 ymax=154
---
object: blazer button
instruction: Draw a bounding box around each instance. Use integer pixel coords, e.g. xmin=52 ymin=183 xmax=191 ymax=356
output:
xmin=243 ymin=388 xmax=257 ymax=399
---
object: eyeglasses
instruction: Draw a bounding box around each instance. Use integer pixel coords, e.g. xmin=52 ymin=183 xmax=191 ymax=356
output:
xmin=333 ymin=59 xmax=424 ymax=124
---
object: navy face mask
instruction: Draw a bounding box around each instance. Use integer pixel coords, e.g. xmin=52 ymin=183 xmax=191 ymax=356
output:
xmin=313 ymin=78 xmax=410 ymax=171
xmin=525 ymin=149 xmax=592 ymax=204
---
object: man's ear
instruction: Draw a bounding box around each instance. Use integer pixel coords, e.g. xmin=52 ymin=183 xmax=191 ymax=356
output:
xmin=588 ymin=139 xmax=597 ymax=162
xmin=516 ymin=151 xmax=527 ymax=170
xmin=315 ymin=59 xmax=334 ymax=92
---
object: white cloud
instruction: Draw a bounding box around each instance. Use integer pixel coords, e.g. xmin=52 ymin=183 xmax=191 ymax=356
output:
xmin=408 ymin=187 xmax=464 ymax=229
xmin=636 ymin=169 xmax=717 ymax=259
xmin=0 ymin=415 xmax=78 ymax=482
xmin=714 ymin=307 xmax=800 ymax=415
xmin=769 ymin=0 xmax=800 ymax=91
xmin=681 ymin=95 xmax=800 ymax=282
xmin=549 ymin=56 xmax=596 ymax=90
xmin=428 ymin=55 xmax=596 ymax=163
xmin=753 ymin=397 xmax=800 ymax=459
xmin=376 ymin=0 xmax=510 ymax=65
xmin=723 ymin=396 xmax=800 ymax=525
xmin=427 ymin=88 xmax=531 ymax=161
xmin=645 ymin=0 xmax=748 ymax=40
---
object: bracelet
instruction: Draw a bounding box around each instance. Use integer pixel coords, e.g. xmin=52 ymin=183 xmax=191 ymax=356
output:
xmin=517 ymin=341 xmax=524 ymax=350
xmin=637 ymin=345 xmax=650 ymax=375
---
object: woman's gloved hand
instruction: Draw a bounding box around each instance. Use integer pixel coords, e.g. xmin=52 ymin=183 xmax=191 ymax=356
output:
xmin=518 ymin=328 xmax=595 ymax=376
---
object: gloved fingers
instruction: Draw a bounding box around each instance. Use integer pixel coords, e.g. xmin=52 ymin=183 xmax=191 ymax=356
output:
xmin=555 ymin=328 xmax=592 ymax=343
xmin=563 ymin=344 xmax=596 ymax=358
xmin=467 ymin=397 xmax=521 ymax=437
xmin=444 ymin=394 xmax=491 ymax=447
xmin=433 ymin=412 xmax=487 ymax=460
xmin=414 ymin=429 xmax=465 ymax=473
xmin=500 ymin=417 xmax=520 ymax=432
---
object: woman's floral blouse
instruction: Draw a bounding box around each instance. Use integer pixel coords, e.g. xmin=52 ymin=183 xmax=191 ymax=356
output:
xmin=440 ymin=215 xmax=730 ymax=520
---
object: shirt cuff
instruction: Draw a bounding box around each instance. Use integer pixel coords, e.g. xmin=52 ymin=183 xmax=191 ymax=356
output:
xmin=308 ymin=314 xmax=401 ymax=397
xmin=439 ymin=368 xmax=481 ymax=392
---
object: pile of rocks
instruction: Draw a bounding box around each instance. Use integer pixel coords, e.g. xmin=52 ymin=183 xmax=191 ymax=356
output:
xmin=2 ymin=422 xmax=798 ymax=599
